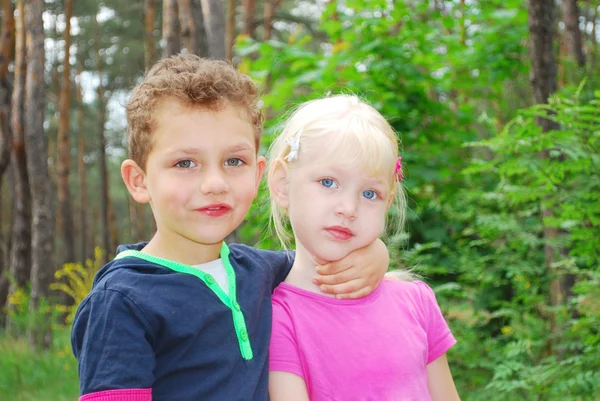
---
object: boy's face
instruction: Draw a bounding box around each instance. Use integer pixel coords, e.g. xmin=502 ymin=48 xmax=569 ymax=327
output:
xmin=139 ymin=99 xmax=265 ymax=248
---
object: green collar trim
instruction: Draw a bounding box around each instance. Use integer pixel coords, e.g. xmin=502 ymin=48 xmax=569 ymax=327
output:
xmin=115 ymin=242 xmax=253 ymax=360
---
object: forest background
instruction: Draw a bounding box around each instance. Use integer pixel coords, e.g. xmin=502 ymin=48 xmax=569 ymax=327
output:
xmin=0 ymin=0 xmax=598 ymax=400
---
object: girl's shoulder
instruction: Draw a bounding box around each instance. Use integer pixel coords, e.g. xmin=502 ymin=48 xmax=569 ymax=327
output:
xmin=382 ymin=279 xmax=441 ymax=309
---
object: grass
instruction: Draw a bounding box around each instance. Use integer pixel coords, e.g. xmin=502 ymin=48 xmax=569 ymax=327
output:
xmin=0 ymin=326 xmax=79 ymax=401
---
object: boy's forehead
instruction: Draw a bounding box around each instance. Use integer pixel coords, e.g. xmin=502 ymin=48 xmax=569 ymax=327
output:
xmin=149 ymin=97 xmax=260 ymax=151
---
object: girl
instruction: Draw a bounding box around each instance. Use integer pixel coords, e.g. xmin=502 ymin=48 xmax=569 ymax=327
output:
xmin=267 ymin=95 xmax=461 ymax=401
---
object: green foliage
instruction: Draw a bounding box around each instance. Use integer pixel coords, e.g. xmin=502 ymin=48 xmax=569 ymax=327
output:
xmin=51 ymin=247 xmax=105 ymax=324
xmin=4 ymin=283 xmax=60 ymax=339
xmin=0 ymin=327 xmax=78 ymax=401
xmin=238 ymin=1 xmax=600 ymax=399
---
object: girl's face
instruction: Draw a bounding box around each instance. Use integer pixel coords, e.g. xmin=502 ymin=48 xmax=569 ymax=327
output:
xmin=286 ymin=150 xmax=393 ymax=263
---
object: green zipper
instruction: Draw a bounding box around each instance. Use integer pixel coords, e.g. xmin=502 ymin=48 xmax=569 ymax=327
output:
xmin=115 ymin=242 xmax=254 ymax=360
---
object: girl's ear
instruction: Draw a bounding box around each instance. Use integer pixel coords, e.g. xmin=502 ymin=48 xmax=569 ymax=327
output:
xmin=387 ymin=191 xmax=395 ymax=210
xmin=268 ymin=158 xmax=290 ymax=209
xmin=121 ymin=159 xmax=151 ymax=204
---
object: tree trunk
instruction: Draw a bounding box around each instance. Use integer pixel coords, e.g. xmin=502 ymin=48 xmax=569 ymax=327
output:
xmin=94 ymin=19 xmax=111 ymax=264
xmin=192 ymin=0 xmax=209 ymax=56
xmin=57 ymin=0 xmax=75 ymax=266
xmin=226 ymin=0 xmax=236 ymax=61
xmin=163 ymin=0 xmax=181 ymax=57
xmin=144 ymin=0 xmax=157 ymax=69
xmin=108 ymin=197 xmax=119 ymax=253
xmin=76 ymin=55 xmax=89 ymax=262
xmin=6 ymin=0 xmax=30 ymax=310
xmin=263 ymin=0 xmax=282 ymax=40
xmin=242 ymin=0 xmax=256 ymax=37
xmin=178 ymin=0 xmax=198 ymax=54
xmin=527 ymin=0 xmax=565 ymax=356
xmin=128 ymin=195 xmax=139 ymax=242
xmin=561 ymin=0 xmax=585 ymax=68
xmin=201 ymin=0 xmax=226 ymax=59
xmin=25 ymin=0 xmax=54 ymax=349
xmin=0 ymin=0 xmax=14 ymax=189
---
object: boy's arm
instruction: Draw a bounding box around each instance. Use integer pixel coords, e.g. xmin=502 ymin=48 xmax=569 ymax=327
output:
xmin=269 ymin=371 xmax=310 ymax=401
xmin=72 ymin=290 xmax=155 ymax=401
xmin=314 ymin=238 xmax=389 ymax=299
xmin=426 ymin=354 xmax=461 ymax=401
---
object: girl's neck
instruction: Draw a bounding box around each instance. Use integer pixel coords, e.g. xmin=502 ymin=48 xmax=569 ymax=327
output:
xmin=284 ymin=241 xmax=336 ymax=297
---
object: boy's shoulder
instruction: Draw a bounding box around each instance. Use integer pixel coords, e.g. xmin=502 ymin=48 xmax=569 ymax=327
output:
xmin=91 ymin=242 xmax=167 ymax=293
xmin=228 ymin=243 xmax=293 ymax=267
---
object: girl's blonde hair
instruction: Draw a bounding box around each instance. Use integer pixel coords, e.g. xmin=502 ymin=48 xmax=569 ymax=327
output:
xmin=268 ymin=94 xmax=407 ymax=249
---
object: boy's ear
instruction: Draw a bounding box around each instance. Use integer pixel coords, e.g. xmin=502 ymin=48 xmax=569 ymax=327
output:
xmin=121 ymin=159 xmax=151 ymax=204
xmin=268 ymin=158 xmax=290 ymax=209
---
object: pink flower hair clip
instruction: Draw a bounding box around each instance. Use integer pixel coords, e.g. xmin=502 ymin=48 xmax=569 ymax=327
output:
xmin=395 ymin=156 xmax=404 ymax=182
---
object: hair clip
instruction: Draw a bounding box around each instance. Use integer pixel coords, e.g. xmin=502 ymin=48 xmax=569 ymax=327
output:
xmin=284 ymin=129 xmax=302 ymax=162
xmin=349 ymin=96 xmax=360 ymax=106
xmin=395 ymin=156 xmax=404 ymax=182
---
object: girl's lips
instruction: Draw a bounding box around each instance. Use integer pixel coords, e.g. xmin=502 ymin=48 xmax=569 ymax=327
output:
xmin=197 ymin=204 xmax=232 ymax=217
xmin=325 ymin=226 xmax=354 ymax=241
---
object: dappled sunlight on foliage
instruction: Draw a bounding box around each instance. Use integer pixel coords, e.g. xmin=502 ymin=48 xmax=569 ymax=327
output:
xmin=51 ymin=247 xmax=104 ymax=324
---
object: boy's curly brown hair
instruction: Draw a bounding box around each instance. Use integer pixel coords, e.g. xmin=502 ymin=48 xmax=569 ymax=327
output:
xmin=125 ymin=54 xmax=263 ymax=169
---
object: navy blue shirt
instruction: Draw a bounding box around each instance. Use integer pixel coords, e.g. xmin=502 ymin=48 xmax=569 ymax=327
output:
xmin=71 ymin=243 xmax=293 ymax=401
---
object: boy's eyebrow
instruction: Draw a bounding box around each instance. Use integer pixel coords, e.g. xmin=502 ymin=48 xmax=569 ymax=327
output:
xmin=227 ymin=143 xmax=254 ymax=153
xmin=168 ymin=147 xmax=204 ymax=156
xmin=167 ymin=144 xmax=253 ymax=156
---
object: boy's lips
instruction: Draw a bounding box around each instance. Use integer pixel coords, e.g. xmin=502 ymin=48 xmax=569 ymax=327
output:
xmin=325 ymin=226 xmax=354 ymax=241
xmin=196 ymin=203 xmax=232 ymax=217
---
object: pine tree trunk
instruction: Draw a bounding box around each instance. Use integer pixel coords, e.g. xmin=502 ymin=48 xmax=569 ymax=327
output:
xmin=7 ymin=0 xmax=30 ymax=308
xmin=25 ymin=0 xmax=54 ymax=349
xmin=527 ymin=0 xmax=564 ymax=355
xmin=561 ymin=0 xmax=585 ymax=68
xmin=144 ymin=0 xmax=157 ymax=69
xmin=76 ymin=56 xmax=89 ymax=262
xmin=242 ymin=0 xmax=256 ymax=37
xmin=163 ymin=0 xmax=181 ymax=57
xmin=201 ymin=0 xmax=226 ymax=59
xmin=178 ymin=0 xmax=197 ymax=54
xmin=57 ymin=0 xmax=75 ymax=266
xmin=226 ymin=0 xmax=236 ymax=61
xmin=93 ymin=15 xmax=111 ymax=263
xmin=0 ymin=0 xmax=14 ymax=306
xmin=263 ymin=0 xmax=282 ymax=40
xmin=192 ymin=0 xmax=209 ymax=56
xmin=0 ymin=0 xmax=13 ymax=185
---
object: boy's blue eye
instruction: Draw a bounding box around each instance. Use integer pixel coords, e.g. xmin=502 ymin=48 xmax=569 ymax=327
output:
xmin=362 ymin=190 xmax=378 ymax=200
xmin=176 ymin=160 xmax=196 ymax=168
xmin=225 ymin=158 xmax=244 ymax=166
xmin=320 ymin=179 xmax=337 ymax=188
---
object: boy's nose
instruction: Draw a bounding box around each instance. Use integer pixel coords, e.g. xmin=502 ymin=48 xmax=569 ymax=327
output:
xmin=200 ymin=168 xmax=229 ymax=195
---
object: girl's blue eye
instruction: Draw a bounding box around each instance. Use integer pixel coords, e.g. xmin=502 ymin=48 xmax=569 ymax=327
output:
xmin=320 ymin=179 xmax=337 ymax=188
xmin=225 ymin=158 xmax=244 ymax=167
xmin=176 ymin=160 xmax=196 ymax=168
xmin=362 ymin=190 xmax=378 ymax=200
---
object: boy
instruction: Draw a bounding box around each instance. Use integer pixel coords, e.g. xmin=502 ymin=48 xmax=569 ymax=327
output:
xmin=71 ymin=54 xmax=389 ymax=401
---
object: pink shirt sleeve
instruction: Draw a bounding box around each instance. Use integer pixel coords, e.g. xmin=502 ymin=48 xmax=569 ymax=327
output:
xmin=414 ymin=281 xmax=457 ymax=364
xmin=269 ymin=299 xmax=305 ymax=379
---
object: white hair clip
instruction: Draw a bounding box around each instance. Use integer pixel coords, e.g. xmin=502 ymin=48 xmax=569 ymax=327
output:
xmin=349 ymin=96 xmax=360 ymax=105
xmin=284 ymin=129 xmax=302 ymax=162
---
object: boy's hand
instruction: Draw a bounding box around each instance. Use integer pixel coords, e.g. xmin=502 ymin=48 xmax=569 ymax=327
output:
xmin=313 ymin=239 xmax=389 ymax=299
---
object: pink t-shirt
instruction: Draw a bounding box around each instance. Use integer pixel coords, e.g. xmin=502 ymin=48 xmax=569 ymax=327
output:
xmin=269 ymin=280 xmax=456 ymax=401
